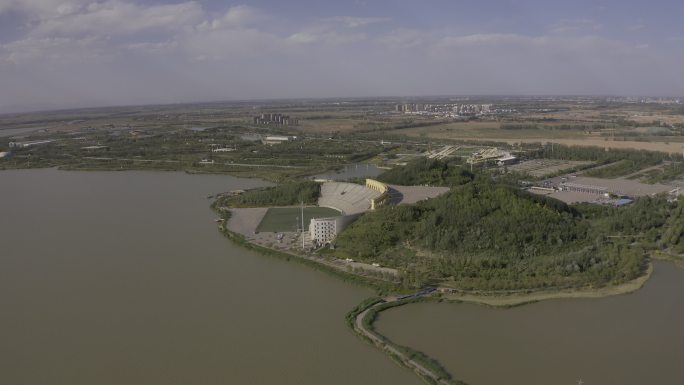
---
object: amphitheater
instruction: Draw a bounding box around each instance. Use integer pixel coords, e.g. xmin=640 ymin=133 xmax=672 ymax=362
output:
xmin=318 ymin=179 xmax=389 ymax=215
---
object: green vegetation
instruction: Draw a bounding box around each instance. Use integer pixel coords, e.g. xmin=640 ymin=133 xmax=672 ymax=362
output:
xmin=501 ymin=123 xmax=611 ymax=131
xmin=345 ymin=297 xmax=384 ymax=330
xmin=331 ymin=158 xmax=684 ymax=290
xmin=256 ymin=207 xmax=341 ymax=232
xmin=334 ymin=179 xmax=629 ymax=290
xmin=637 ymin=162 xmax=684 ymax=184
xmin=0 ymin=125 xmax=386 ymax=181
xmin=216 ymin=180 xmax=320 ymax=208
xmin=584 ymin=159 xmax=660 ymax=178
xmin=377 ymin=158 xmax=473 ymax=187
xmin=660 ymin=200 xmax=684 ymax=254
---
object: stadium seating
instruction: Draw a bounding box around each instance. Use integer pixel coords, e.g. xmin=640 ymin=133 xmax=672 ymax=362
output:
xmin=318 ymin=182 xmax=382 ymax=215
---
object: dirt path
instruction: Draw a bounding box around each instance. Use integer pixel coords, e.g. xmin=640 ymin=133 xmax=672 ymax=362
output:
xmin=353 ymin=298 xmax=454 ymax=385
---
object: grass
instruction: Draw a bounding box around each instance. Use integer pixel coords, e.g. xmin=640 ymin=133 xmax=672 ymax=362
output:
xmin=439 ymin=262 xmax=654 ymax=307
xmin=256 ymin=206 xmax=341 ymax=232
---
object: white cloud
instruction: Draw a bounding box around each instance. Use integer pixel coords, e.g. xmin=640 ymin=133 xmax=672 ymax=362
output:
xmin=430 ymin=33 xmax=647 ymax=57
xmin=326 ymin=16 xmax=390 ymax=28
xmin=550 ymin=19 xmax=603 ymax=34
xmin=436 ymin=33 xmax=536 ymax=48
xmin=126 ymin=40 xmax=177 ymax=54
xmin=195 ymin=5 xmax=265 ymax=32
xmin=0 ymin=2 xmax=681 ymax=113
xmin=1 ymin=36 xmax=106 ymax=64
xmin=375 ymin=29 xmax=430 ymax=48
xmin=0 ymin=0 xmax=90 ymax=17
xmin=30 ymin=1 xmax=204 ymax=38
xmin=286 ymin=15 xmax=380 ymax=45
xmin=179 ymin=27 xmax=287 ymax=61
xmin=287 ymin=31 xmax=319 ymax=44
xmin=287 ymin=29 xmax=366 ymax=45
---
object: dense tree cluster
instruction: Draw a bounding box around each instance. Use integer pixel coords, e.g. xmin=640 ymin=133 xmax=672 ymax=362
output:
xmin=216 ymin=181 xmax=320 ymax=208
xmin=660 ymin=199 xmax=684 ymax=254
xmin=332 ymin=159 xmax=684 ymax=290
xmin=376 ymin=158 xmax=474 ymax=187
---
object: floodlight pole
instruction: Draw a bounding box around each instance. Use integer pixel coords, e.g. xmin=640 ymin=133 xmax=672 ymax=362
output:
xmin=301 ymin=200 xmax=305 ymax=249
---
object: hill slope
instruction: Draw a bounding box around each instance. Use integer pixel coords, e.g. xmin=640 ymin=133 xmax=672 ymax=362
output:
xmin=333 ymin=173 xmax=652 ymax=290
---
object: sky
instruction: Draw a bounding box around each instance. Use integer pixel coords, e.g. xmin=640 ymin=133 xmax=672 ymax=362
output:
xmin=0 ymin=0 xmax=683 ymax=113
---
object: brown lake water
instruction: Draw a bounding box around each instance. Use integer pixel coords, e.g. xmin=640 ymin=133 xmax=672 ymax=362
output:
xmin=0 ymin=169 xmax=419 ymax=385
xmin=376 ymin=260 xmax=684 ymax=385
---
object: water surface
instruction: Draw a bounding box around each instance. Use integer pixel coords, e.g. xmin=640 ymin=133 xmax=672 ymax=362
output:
xmin=0 ymin=169 xmax=417 ymax=385
xmin=376 ymin=260 xmax=684 ymax=385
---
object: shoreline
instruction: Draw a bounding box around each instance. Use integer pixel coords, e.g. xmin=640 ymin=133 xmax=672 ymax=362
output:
xmin=214 ymin=200 xmax=661 ymax=385
xmin=437 ymin=261 xmax=654 ymax=307
xmin=653 ymin=251 xmax=684 ymax=269
xmin=345 ymin=262 xmax=656 ymax=385
xmin=220 ymin=207 xmax=658 ymax=307
xmin=214 ymin=207 xmax=399 ymax=294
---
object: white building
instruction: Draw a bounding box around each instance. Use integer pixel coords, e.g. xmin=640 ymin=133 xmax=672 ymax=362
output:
xmin=496 ymin=155 xmax=518 ymax=166
xmin=9 ymin=140 xmax=55 ymax=148
xmin=310 ymin=217 xmax=337 ymax=244
xmin=263 ymin=135 xmax=297 ymax=145
xmin=309 ymin=215 xmax=358 ymax=245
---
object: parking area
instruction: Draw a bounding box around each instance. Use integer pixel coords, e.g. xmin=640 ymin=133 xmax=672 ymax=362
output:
xmin=531 ymin=175 xmax=677 ymax=204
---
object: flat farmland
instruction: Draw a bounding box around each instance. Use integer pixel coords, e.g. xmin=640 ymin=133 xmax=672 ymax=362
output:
xmin=396 ymin=121 xmax=592 ymax=140
xmin=298 ymin=118 xmax=371 ymax=133
xmin=396 ymin=123 xmax=684 ymax=154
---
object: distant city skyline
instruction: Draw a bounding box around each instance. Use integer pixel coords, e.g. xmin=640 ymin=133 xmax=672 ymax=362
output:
xmin=1 ymin=0 xmax=683 ymax=113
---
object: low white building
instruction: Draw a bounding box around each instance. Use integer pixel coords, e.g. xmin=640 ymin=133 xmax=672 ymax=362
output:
xmin=309 ymin=215 xmax=358 ymax=245
xmin=9 ymin=140 xmax=55 ymax=148
xmin=263 ymin=135 xmax=297 ymax=145
xmin=496 ymin=155 xmax=518 ymax=166
xmin=310 ymin=217 xmax=337 ymax=244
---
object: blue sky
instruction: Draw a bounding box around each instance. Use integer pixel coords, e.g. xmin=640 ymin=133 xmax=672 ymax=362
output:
xmin=0 ymin=0 xmax=683 ymax=112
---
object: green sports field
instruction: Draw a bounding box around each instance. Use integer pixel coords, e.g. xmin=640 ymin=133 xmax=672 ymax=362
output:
xmin=256 ymin=207 xmax=341 ymax=232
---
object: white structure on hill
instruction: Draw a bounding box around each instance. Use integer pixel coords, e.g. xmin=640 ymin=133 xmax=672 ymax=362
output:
xmin=309 ymin=215 xmax=359 ymax=245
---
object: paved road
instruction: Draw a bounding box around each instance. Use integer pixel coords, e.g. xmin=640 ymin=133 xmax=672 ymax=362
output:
xmin=83 ymin=156 xmax=181 ymax=163
xmin=224 ymin=162 xmax=305 ymax=168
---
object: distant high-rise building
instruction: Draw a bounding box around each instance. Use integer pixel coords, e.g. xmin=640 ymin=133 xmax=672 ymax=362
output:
xmin=253 ymin=113 xmax=299 ymax=126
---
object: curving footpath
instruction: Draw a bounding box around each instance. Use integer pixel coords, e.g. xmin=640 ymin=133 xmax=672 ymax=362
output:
xmin=351 ymin=294 xmax=461 ymax=385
